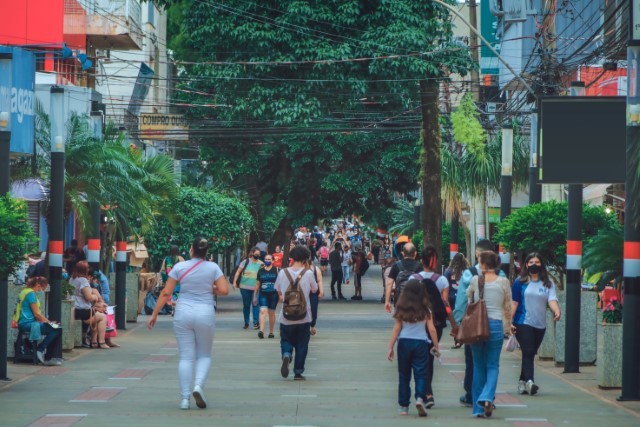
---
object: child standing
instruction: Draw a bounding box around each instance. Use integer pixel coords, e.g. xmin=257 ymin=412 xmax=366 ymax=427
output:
xmin=387 ymin=279 xmax=440 ymax=417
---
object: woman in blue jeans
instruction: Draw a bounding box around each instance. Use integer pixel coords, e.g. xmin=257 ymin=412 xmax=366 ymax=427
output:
xmin=466 ymin=251 xmax=513 ymax=417
xmin=17 ymin=276 xmax=63 ymax=365
xmin=233 ymin=247 xmax=263 ymax=329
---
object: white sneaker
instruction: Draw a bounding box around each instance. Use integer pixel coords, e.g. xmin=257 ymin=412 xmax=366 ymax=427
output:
xmin=192 ymin=385 xmax=207 ymax=409
xmin=36 ymin=350 xmax=45 ymax=364
xmin=415 ymin=398 xmax=427 ymax=417
xmin=43 ymin=359 xmax=62 ymax=366
xmin=526 ymin=380 xmax=539 ymax=396
xmin=180 ymin=398 xmax=190 ymax=410
xmin=518 ymin=380 xmax=527 ymax=394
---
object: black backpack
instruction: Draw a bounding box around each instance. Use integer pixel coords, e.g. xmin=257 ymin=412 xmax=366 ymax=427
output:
xmin=419 ymin=274 xmax=447 ymax=327
xmin=282 ymin=268 xmax=308 ymax=321
xmin=393 ymin=261 xmax=419 ymax=304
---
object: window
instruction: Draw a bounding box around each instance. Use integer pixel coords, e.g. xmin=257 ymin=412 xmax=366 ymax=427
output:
xmin=147 ymin=1 xmax=155 ymax=27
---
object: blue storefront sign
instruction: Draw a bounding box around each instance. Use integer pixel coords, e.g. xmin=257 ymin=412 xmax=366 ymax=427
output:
xmin=0 ymin=45 xmax=35 ymax=155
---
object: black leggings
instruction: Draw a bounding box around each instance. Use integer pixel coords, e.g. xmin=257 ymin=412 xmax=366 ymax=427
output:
xmin=425 ymin=324 xmax=444 ymax=396
xmin=515 ymin=324 xmax=546 ymax=382
xmin=354 ymin=273 xmax=362 ymax=295
xmin=330 ymin=269 xmax=343 ymax=296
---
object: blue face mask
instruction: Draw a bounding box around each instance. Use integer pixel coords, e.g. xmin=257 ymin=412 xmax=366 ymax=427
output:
xmin=264 ymin=261 xmax=272 ymax=266
xmin=62 ymin=272 xmax=69 ymax=280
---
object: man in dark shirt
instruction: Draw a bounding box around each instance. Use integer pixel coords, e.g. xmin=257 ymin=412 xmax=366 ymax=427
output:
xmin=384 ymin=242 xmax=422 ymax=313
xmin=64 ymin=239 xmax=86 ymax=274
xmin=328 ymin=242 xmax=345 ymax=300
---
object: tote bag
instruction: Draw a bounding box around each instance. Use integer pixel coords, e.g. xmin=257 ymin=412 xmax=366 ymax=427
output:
xmin=456 ymin=274 xmax=490 ymax=344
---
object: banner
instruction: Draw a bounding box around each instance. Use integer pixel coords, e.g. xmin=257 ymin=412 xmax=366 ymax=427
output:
xmin=139 ymin=113 xmax=189 ymax=140
xmin=0 ymin=46 xmax=35 ymax=155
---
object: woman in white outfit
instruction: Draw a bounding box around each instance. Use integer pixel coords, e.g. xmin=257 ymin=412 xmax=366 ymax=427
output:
xmin=148 ymin=236 xmax=229 ymax=410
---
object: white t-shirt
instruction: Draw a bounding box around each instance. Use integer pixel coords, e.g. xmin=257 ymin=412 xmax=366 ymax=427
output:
xmin=168 ymin=258 xmax=224 ymax=307
xmin=71 ymin=277 xmax=92 ymax=309
xmin=275 ymin=267 xmax=318 ymax=325
xmin=418 ymin=271 xmax=449 ymax=294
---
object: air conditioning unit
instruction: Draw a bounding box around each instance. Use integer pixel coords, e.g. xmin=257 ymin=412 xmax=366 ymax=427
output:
xmin=95 ymin=49 xmax=110 ymax=60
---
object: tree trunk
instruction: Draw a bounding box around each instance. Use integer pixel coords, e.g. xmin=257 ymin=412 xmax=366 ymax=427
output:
xmin=247 ymin=179 xmax=264 ymax=246
xmin=419 ymin=79 xmax=442 ymax=269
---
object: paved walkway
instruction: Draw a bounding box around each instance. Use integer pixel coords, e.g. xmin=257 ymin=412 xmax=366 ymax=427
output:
xmin=1 ymin=265 xmax=639 ymax=426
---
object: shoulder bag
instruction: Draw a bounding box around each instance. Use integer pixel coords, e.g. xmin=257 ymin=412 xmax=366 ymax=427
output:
xmin=456 ymin=273 xmax=490 ymax=344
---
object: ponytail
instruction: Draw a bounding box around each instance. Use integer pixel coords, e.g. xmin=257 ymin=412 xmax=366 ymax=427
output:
xmin=420 ymin=244 xmax=438 ymax=271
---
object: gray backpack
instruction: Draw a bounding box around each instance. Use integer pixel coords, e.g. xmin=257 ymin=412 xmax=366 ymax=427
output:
xmin=282 ymin=268 xmax=309 ymax=321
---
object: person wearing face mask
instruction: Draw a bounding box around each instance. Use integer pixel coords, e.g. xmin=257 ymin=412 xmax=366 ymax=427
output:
xmin=511 ymin=253 xmax=561 ymax=396
xmin=233 ymin=247 xmax=263 ymax=329
xmin=16 ymin=276 xmax=63 ymax=365
xmin=253 ymin=254 xmax=279 ymax=339
xmin=272 ymin=246 xmax=284 ymax=269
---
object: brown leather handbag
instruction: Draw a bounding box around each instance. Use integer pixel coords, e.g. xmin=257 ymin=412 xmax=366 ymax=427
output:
xmin=456 ymin=274 xmax=490 ymax=344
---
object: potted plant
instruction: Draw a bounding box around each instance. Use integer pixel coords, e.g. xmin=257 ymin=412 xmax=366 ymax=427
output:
xmin=597 ymin=296 xmax=623 ymax=388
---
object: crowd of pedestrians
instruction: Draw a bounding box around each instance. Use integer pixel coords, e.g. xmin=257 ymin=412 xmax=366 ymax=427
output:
xmin=140 ymin=222 xmax=561 ymax=419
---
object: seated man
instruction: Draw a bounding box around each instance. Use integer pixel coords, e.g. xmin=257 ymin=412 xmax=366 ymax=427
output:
xmin=16 ymin=276 xmax=63 ymax=365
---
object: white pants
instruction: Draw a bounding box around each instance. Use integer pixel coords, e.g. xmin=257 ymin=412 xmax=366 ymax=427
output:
xmin=173 ymin=302 xmax=216 ymax=399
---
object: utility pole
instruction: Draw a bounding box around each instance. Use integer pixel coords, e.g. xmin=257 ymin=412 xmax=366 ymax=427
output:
xmin=468 ymin=0 xmax=481 ymax=258
xmin=88 ymin=112 xmax=103 ymax=272
xmin=499 ymin=125 xmax=513 ymax=276
xmin=0 ymin=52 xmax=12 ymax=381
xmin=619 ymin=0 xmax=640 ymax=400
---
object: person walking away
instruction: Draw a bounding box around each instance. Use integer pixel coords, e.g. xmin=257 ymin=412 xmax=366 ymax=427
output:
xmin=384 ymin=243 xmax=422 ymax=312
xmin=256 ymin=239 xmax=268 ymax=262
xmin=452 ymin=239 xmax=502 ymax=406
xmin=147 ymin=236 xmax=229 ymax=410
xmin=305 ymin=258 xmax=324 ymax=335
xmin=512 ymin=253 xmax=561 ymax=396
xmin=351 ymin=246 xmax=368 ymax=300
xmin=253 ymin=254 xmax=280 ymax=339
xmin=381 ymin=257 xmax=397 ymax=303
xmin=445 ymin=253 xmax=469 ymax=349
xmin=341 ymin=245 xmax=352 ymax=286
xmin=233 ymin=247 xmax=263 ymax=329
xmin=467 ymin=251 xmax=512 ymax=417
xmin=418 ymin=244 xmax=459 ymax=408
xmin=318 ymin=241 xmax=330 ymax=273
xmin=16 ymin=276 xmax=63 ymax=365
xmin=387 ymin=279 xmax=440 ymax=417
xmin=275 ymin=246 xmax=318 ymax=380
xmin=272 ymin=246 xmax=284 ymax=269
xmin=329 ymin=242 xmax=345 ymax=300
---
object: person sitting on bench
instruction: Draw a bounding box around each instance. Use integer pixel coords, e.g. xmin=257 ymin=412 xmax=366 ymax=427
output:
xmin=17 ymin=276 xmax=63 ymax=365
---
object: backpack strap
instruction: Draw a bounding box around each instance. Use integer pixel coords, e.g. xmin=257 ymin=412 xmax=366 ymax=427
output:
xmin=284 ymin=268 xmax=308 ymax=289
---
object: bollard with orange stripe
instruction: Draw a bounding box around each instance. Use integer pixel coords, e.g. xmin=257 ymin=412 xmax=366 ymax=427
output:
xmin=49 ymin=240 xmax=64 ymax=268
xmin=449 ymin=243 xmax=458 ymax=261
xmin=87 ymin=239 xmax=100 ymax=264
xmin=115 ymin=240 xmax=127 ymax=331
xmin=566 ymin=240 xmax=582 ymax=271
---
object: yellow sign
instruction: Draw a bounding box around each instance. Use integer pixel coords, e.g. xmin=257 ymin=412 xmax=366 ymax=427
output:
xmin=138 ymin=114 xmax=189 ymax=140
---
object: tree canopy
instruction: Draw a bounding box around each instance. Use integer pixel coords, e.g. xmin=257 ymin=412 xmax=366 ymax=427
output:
xmin=158 ymin=0 xmax=473 ymax=241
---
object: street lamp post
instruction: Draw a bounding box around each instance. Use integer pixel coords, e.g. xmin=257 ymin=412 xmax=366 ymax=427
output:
xmin=0 ymin=51 xmax=12 ymax=381
xmin=48 ymin=87 xmax=66 ymax=361
xmin=619 ymin=0 xmax=640 ymax=400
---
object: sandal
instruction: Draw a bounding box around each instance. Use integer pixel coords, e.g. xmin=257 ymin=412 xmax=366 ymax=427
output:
xmin=98 ymin=342 xmax=110 ymax=349
xmin=91 ymin=342 xmax=98 ymax=349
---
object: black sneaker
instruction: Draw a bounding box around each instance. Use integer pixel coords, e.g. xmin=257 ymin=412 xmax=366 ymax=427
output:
xmin=281 ymin=356 xmax=290 ymax=378
xmin=243 ymin=323 xmax=249 ymax=329
xmin=332 ymin=295 xmax=337 ymax=300
xmin=294 ymin=374 xmax=306 ymax=381
xmin=268 ymin=333 xmax=275 ymax=339
xmin=425 ymin=396 xmax=435 ymax=408
xmin=258 ymin=331 xmax=264 ymax=339
xmin=459 ymin=395 xmax=472 ymax=407
xmin=253 ymin=323 xmax=259 ymax=330
xmin=339 ymin=295 xmax=347 ymax=300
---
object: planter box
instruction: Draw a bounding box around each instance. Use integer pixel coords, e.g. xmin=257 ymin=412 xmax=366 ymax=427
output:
xmin=538 ymin=309 xmax=556 ymax=360
xmin=597 ymin=323 xmax=623 ymax=388
xmin=554 ymin=290 xmax=597 ymax=365
xmin=60 ymin=300 xmax=75 ymax=351
xmin=126 ymin=272 xmax=139 ymax=323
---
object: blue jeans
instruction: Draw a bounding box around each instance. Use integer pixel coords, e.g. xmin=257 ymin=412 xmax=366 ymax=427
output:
xmin=470 ymin=319 xmax=504 ymax=415
xmin=397 ymin=338 xmax=429 ymax=407
xmin=342 ymin=265 xmax=350 ymax=283
xmin=280 ymin=323 xmax=311 ymax=375
xmin=18 ymin=322 xmax=62 ymax=359
xmin=240 ymin=288 xmax=259 ymax=325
